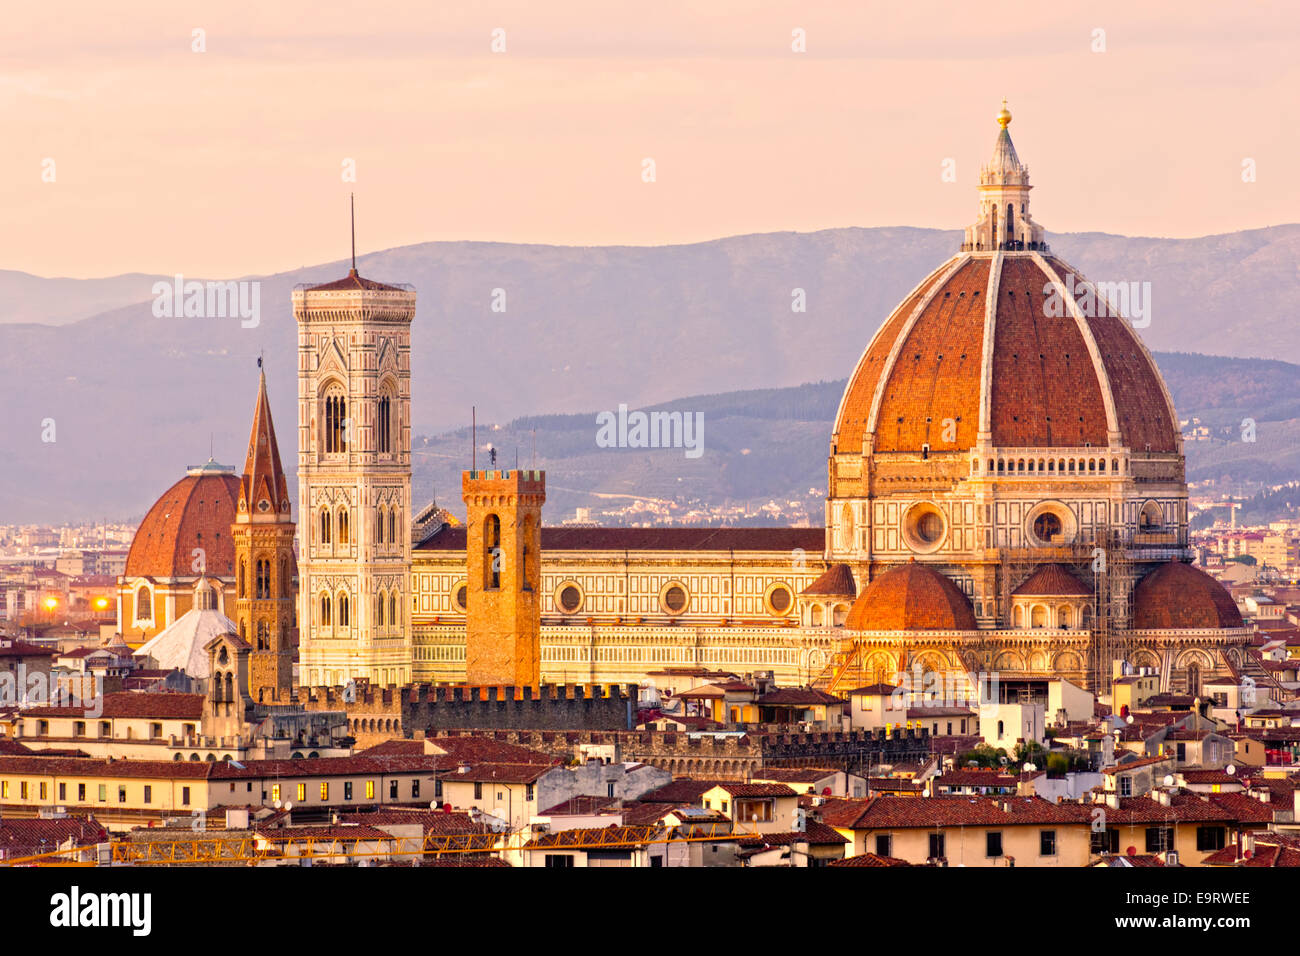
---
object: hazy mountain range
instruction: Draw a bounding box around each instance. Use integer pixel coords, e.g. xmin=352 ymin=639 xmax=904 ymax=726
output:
xmin=2 ymin=224 xmax=1298 ymax=524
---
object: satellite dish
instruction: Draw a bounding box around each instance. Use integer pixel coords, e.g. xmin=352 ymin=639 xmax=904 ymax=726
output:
xmin=1023 ymin=763 xmax=1036 ymax=773
xmin=430 ymin=801 xmax=439 ymax=810
xmin=1126 ymin=715 xmax=1134 ymax=724
xmin=1162 ymin=775 xmax=1174 ymax=787
xmin=1226 ymin=764 xmax=1236 ymax=775
xmin=274 ymin=800 xmax=282 ymax=809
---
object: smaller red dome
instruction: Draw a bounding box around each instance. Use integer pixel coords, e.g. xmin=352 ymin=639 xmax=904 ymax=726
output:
xmin=125 ymin=467 xmax=240 ymax=579
xmin=845 ymin=563 xmax=977 ymax=631
xmin=1132 ymin=561 xmax=1243 ymax=630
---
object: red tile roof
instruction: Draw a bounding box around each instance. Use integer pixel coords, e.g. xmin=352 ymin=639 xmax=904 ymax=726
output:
xmin=819 ymin=794 xmax=1089 ymax=829
xmin=828 ymin=852 xmax=913 ymax=867
xmin=304 ymin=270 xmax=407 ymax=293
xmin=417 ymin=525 xmax=824 ymax=554
xmin=1133 ymin=561 xmax=1245 ymax=630
xmin=1012 ymin=563 xmax=1092 ymax=596
xmin=0 ymin=815 xmax=107 ymax=858
xmin=845 ymin=564 xmax=977 ymax=631
xmin=801 ymin=564 xmax=856 ymax=597
xmin=23 ymin=692 xmax=206 ymax=720
xmin=708 ymin=783 xmax=797 ymax=799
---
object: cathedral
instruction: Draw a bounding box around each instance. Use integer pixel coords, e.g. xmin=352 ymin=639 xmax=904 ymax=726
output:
xmin=119 ymin=105 xmax=1250 ymax=704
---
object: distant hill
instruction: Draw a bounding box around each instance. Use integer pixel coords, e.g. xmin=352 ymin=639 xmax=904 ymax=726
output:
xmin=2 ymin=224 xmax=1299 ymax=523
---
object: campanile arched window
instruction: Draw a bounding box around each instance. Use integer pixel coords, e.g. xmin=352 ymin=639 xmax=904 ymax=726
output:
xmin=484 ymin=514 xmax=501 ymax=589
xmin=377 ymin=394 xmax=393 ymax=454
xmin=323 ymin=386 xmax=347 ymax=454
xmin=337 ymin=508 xmax=350 ymax=545
xmin=319 ymin=508 xmax=332 ymax=546
xmin=255 ymin=558 xmax=271 ymax=599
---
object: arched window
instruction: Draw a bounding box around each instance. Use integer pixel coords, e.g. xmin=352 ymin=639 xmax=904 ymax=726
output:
xmin=388 ymin=507 xmax=396 ymax=544
xmin=280 ymin=557 xmax=289 ymax=599
xmin=224 ymin=673 xmax=233 ymax=702
xmin=323 ymin=388 xmax=348 ymax=454
xmin=377 ymin=590 xmax=386 ymax=627
xmin=338 ymin=593 xmax=350 ymax=628
xmin=390 ymin=592 xmax=399 ymax=627
xmin=255 ymin=558 xmax=270 ymax=599
xmin=377 ymin=395 xmax=392 ymax=454
xmin=338 ymin=508 xmax=350 ymax=545
xmin=320 ymin=593 xmax=332 ymax=627
xmin=376 ymin=505 xmax=385 ymax=545
xmin=322 ymin=390 xmax=348 ymax=452
xmin=256 ymin=619 xmax=269 ymax=650
xmin=319 ymin=508 xmax=332 ymax=545
xmin=238 ymin=559 xmax=247 ymax=598
xmin=484 ymin=514 xmax=501 ymax=589
xmin=1006 ymin=203 xmax=1015 ymax=246
xmin=136 ymin=587 xmax=152 ymax=620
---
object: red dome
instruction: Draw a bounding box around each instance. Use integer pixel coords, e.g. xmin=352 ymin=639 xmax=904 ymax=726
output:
xmin=125 ymin=467 xmax=240 ymax=579
xmin=1132 ymin=561 xmax=1243 ymax=630
xmin=831 ymin=254 xmax=1178 ymax=455
xmin=845 ymin=563 xmax=977 ymax=631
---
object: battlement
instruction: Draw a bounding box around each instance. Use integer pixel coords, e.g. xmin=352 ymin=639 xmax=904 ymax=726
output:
xmin=427 ymin=726 xmax=932 ymax=779
xmin=462 ymin=469 xmax=546 ymax=497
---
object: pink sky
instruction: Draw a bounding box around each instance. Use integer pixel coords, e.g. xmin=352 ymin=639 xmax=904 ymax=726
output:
xmin=2 ymin=0 xmax=1296 ymax=278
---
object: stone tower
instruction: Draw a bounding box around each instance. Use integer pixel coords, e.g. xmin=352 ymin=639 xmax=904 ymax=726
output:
xmin=293 ymin=264 xmax=416 ymax=689
xmin=231 ymin=368 xmax=297 ymax=703
xmin=462 ymin=468 xmax=545 ymax=686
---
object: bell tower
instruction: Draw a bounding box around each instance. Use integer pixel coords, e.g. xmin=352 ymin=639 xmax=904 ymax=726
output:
xmin=462 ymin=468 xmax=545 ymax=686
xmin=231 ymin=366 xmax=297 ymax=703
xmin=293 ymin=234 xmax=416 ymax=690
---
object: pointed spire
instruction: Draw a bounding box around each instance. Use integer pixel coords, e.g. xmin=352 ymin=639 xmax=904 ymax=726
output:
xmin=239 ymin=365 xmax=290 ymax=520
xmin=960 ymin=100 xmax=1047 ymax=253
xmin=350 ymin=192 xmax=357 ymax=275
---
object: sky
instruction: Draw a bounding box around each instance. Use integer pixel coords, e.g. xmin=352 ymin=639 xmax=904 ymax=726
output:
xmin=2 ymin=0 xmax=1297 ymax=278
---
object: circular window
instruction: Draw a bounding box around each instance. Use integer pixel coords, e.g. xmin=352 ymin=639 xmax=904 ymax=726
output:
xmin=902 ymin=502 xmax=947 ymax=554
xmin=1025 ymin=502 xmax=1076 ymax=547
xmin=661 ymin=583 xmax=689 ymax=615
xmin=766 ymin=584 xmax=793 ymax=616
xmin=452 ymin=582 xmax=468 ymax=613
xmin=556 ymin=582 xmax=584 ymax=614
xmin=1033 ymin=512 xmax=1062 ymax=542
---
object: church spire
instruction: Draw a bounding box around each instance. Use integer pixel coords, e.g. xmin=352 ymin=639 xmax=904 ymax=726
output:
xmin=239 ymin=364 xmax=290 ymax=518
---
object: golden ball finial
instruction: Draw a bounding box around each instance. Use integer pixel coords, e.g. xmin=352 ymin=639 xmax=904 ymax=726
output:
xmin=997 ymin=98 xmax=1012 ymax=129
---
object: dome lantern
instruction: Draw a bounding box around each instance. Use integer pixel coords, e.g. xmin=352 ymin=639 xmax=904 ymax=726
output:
xmin=962 ymin=100 xmax=1047 ymax=253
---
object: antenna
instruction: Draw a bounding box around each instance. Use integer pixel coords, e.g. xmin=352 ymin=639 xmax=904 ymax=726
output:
xmin=472 ymin=406 xmax=476 ymax=471
xmin=350 ymin=193 xmax=356 ymax=273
